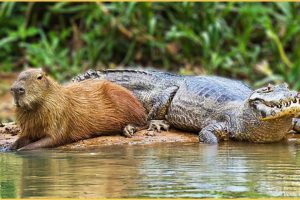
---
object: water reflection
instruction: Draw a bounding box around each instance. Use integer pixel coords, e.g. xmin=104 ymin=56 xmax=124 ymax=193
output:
xmin=1 ymin=142 xmax=300 ymax=198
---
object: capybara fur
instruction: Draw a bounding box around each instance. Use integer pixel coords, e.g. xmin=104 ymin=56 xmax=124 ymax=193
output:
xmin=10 ymin=68 xmax=146 ymax=150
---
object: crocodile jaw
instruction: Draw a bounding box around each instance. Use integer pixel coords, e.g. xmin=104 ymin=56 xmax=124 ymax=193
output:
xmin=248 ymin=83 xmax=300 ymax=121
xmin=259 ymin=98 xmax=300 ymax=120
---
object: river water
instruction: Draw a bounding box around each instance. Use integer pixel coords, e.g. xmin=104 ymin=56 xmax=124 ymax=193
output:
xmin=1 ymin=142 xmax=300 ymax=198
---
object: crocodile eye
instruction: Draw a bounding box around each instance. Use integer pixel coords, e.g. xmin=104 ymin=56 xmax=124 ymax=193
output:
xmin=257 ymin=83 xmax=274 ymax=93
xmin=267 ymin=83 xmax=274 ymax=90
xmin=260 ymin=87 xmax=273 ymax=93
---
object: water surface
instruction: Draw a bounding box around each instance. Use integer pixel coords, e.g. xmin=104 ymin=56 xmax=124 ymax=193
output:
xmin=1 ymin=142 xmax=300 ymax=198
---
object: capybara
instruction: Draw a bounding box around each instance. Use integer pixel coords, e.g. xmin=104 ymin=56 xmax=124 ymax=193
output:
xmin=10 ymin=68 xmax=146 ymax=150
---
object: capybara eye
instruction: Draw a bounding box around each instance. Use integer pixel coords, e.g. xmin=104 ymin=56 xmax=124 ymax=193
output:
xmin=37 ymin=74 xmax=43 ymax=80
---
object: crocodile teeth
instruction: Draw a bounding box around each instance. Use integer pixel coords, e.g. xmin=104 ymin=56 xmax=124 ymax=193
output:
xmin=270 ymin=98 xmax=300 ymax=109
xmin=293 ymin=98 xmax=297 ymax=103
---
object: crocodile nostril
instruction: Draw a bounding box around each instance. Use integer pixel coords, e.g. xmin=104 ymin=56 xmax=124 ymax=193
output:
xmin=18 ymin=87 xmax=25 ymax=94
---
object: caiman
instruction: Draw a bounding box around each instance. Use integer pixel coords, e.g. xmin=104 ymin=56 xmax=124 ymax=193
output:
xmin=73 ymin=69 xmax=300 ymax=144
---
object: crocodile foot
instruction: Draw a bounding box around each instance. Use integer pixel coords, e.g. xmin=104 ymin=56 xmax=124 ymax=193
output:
xmin=123 ymin=124 xmax=137 ymax=138
xmin=147 ymin=120 xmax=170 ymax=134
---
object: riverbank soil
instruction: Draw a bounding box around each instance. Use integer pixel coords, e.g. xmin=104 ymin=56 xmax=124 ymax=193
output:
xmin=0 ymin=122 xmax=199 ymax=150
xmin=1 ymin=122 xmax=300 ymax=150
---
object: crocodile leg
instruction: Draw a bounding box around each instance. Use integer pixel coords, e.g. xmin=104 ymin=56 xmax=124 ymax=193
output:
xmin=199 ymin=122 xmax=229 ymax=144
xmin=147 ymin=86 xmax=179 ymax=120
xmin=292 ymin=118 xmax=300 ymax=133
xmin=144 ymin=86 xmax=178 ymax=134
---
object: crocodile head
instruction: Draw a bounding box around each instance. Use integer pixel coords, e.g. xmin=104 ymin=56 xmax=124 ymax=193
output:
xmin=248 ymin=83 xmax=300 ymax=120
xmin=236 ymin=83 xmax=300 ymax=142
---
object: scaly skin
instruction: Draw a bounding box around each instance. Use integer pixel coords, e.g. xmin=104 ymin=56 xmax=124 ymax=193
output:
xmin=73 ymin=69 xmax=300 ymax=143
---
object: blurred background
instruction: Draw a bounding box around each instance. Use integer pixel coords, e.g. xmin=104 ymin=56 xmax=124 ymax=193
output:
xmin=0 ymin=2 xmax=300 ymax=121
xmin=0 ymin=2 xmax=300 ymax=84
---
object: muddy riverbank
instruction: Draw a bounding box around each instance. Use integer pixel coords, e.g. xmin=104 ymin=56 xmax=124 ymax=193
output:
xmin=0 ymin=122 xmax=199 ymax=150
xmin=2 ymin=122 xmax=300 ymax=151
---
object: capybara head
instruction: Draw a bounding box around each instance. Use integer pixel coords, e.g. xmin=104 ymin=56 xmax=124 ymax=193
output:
xmin=11 ymin=68 xmax=50 ymax=109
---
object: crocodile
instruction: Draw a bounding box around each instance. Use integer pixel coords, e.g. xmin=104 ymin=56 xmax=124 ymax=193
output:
xmin=73 ymin=69 xmax=300 ymax=143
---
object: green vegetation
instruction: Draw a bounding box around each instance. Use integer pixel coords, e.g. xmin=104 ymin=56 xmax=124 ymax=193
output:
xmin=0 ymin=2 xmax=299 ymax=88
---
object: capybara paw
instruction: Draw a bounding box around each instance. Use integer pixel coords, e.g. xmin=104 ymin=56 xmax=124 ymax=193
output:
xmin=16 ymin=146 xmax=32 ymax=151
xmin=9 ymin=143 xmax=18 ymax=151
xmin=9 ymin=140 xmax=22 ymax=151
xmin=123 ymin=124 xmax=137 ymax=138
xmin=17 ymin=147 xmax=27 ymax=151
xmin=147 ymin=120 xmax=170 ymax=133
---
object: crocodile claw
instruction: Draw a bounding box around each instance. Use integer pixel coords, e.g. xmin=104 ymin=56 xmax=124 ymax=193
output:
xmin=147 ymin=120 xmax=170 ymax=133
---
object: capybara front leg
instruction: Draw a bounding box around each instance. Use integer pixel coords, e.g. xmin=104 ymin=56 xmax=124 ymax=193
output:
xmin=17 ymin=136 xmax=56 ymax=151
xmin=9 ymin=136 xmax=31 ymax=150
xmin=123 ymin=124 xmax=137 ymax=138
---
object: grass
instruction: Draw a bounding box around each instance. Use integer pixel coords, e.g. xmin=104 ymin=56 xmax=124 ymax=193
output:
xmin=0 ymin=2 xmax=299 ymax=89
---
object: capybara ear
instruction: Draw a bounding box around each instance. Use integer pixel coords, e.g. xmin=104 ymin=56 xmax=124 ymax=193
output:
xmin=22 ymin=66 xmax=46 ymax=75
xmin=34 ymin=67 xmax=48 ymax=76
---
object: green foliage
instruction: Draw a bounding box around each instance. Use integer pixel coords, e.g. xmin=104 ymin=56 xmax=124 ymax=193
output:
xmin=0 ymin=2 xmax=299 ymax=88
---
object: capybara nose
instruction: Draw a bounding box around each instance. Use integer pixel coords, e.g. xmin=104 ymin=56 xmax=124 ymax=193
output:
xmin=11 ymin=86 xmax=25 ymax=95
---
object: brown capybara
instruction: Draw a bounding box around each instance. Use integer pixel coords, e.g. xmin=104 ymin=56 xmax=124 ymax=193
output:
xmin=10 ymin=68 xmax=147 ymax=151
